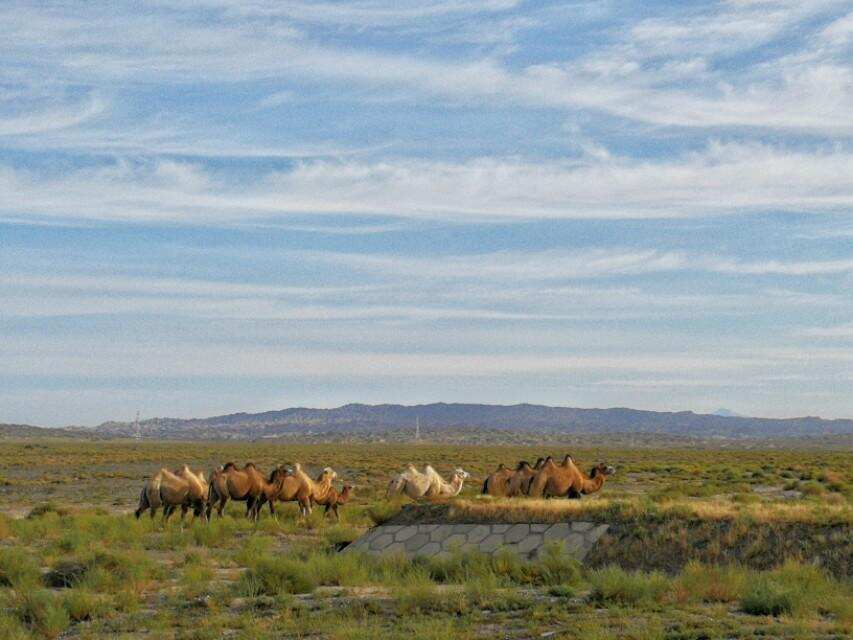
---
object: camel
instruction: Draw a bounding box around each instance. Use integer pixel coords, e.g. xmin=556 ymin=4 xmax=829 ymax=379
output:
xmin=259 ymin=464 xmax=335 ymax=519
xmin=482 ymin=463 xmax=515 ymax=497
xmin=506 ymin=458 xmax=544 ymax=497
xmin=424 ymin=466 xmax=470 ymax=498
xmin=162 ymin=465 xmax=209 ymax=523
xmin=311 ymin=484 xmax=353 ymax=521
xmin=207 ymin=462 xmax=280 ymax=522
xmin=387 ymin=464 xmax=434 ymax=500
xmin=528 ymin=456 xmax=615 ymax=499
xmin=135 ymin=466 xmax=207 ymax=525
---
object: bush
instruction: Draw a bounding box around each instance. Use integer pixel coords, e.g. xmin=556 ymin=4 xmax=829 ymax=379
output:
xmin=236 ymin=557 xmax=317 ymax=596
xmin=740 ymin=578 xmax=794 ymax=616
xmin=367 ymin=502 xmax=401 ymax=526
xmin=0 ymin=548 xmax=41 ymax=588
xmin=14 ymin=590 xmax=70 ymax=639
xmin=62 ymin=589 xmax=108 ymax=622
xmin=395 ymin=583 xmax=467 ymax=616
xmin=589 ymin=566 xmax=671 ymax=606
xmin=673 ymin=562 xmax=748 ymax=603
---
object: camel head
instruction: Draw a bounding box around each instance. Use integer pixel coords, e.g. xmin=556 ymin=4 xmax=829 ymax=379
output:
xmin=453 ymin=468 xmax=470 ymax=480
xmin=324 ymin=466 xmax=338 ymax=481
xmin=590 ymin=463 xmax=616 ymax=477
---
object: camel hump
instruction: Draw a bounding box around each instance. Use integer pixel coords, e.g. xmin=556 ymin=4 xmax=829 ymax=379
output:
xmin=223 ymin=462 xmax=237 ymax=471
xmin=497 ymin=463 xmax=505 ymax=470
xmin=244 ymin=462 xmax=256 ymax=469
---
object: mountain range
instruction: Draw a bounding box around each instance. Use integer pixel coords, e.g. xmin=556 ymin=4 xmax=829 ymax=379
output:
xmin=43 ymin=403 xmax=853 ymax=442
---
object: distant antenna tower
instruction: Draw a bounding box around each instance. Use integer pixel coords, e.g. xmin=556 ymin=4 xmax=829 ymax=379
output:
xmin=415 ymin=416 xmax=420 ymax=442
xmin=133 ymin=411 xmax=141 ymax=440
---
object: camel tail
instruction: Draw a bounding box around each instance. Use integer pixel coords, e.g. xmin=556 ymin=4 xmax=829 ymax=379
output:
xmin=481 ymin=477 xmax=489 ymax=494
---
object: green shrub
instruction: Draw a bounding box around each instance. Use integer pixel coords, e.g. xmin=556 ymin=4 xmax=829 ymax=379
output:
xmin=799 ymin=481 xmax=827 ymax=497
xmin=366 ymin=502 xmax=401 ymax=526
xmin=395 ymin=583 xmax=467 ymax=616
xmin=236 ymin=557 xmax=317 ymax=596
xmin=14 ymin=590 xmax=70 ymax=639
xmin=740 ymin=577 xmax=794 ymax=616
xmin=589 ymin=566 xmax=671 ymax=606
xmin=0 ymin=549 xmax=40 ymax=588
xmin=62 ymin=589 xmax=108 ymax=622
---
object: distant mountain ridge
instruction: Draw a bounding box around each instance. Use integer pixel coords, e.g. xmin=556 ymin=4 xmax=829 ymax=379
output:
xmin=81 ymin=402 xmax=853 ymax=441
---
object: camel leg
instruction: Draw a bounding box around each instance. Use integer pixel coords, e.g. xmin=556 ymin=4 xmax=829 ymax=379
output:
xmin=217 ymin=496 xmax=227 ymax=518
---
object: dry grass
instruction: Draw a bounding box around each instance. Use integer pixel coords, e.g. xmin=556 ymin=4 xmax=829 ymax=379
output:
xmin=446 ymin=495 xmax=852 ymax=525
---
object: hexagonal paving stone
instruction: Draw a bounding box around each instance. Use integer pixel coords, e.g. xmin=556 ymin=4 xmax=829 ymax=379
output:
xmin=384 ymin=542 xmax=407 ymax=554
xmin=564 ymin=533 xmax=585 ymax=554
xmin=417 ymin=542 xmax=442 ymax=557
xmin=590 ymin=524 xmax=609 ymax=540
xmin=382 ymin=525 xmax=403 ymax=534
xmin=479 ymin=533 xmax=504 ymax=553
xmin=571 ymin=521 xmax=594 ymax=532
xmin=421 ymin=524 xmax=440 ymax=532
xmin=516 ymin=534 xmax=543 ymax=555
xmin=504 ymin=524 xmax=530 ymax=544
xmin=369 ymin=533 xmax=395 ymax=551
xmin=395 ymin=525 xmax=420 ymax=542
xmin=429 ymin=527 xmax=454 ymax=543
xmin=404 ymin=533 xmax=431 ymax=552
xmin=544 ymin=523 xmax=571 ymax=539
xmin=491 ymin=524 xmax=510 ymax=533
xmin=467 ymin=525 xmax=491 ymax=544
xmin=442 ymin=533 xmax=469 ymax=550
xmin=530 ymin=524 xmax=550 ymax=533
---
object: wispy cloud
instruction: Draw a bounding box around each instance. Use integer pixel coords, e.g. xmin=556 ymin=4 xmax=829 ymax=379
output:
xmin=2 ymin=143 xmax=851 ymax=224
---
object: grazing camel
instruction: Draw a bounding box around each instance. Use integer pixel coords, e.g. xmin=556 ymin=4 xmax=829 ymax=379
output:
xmin=135 ymin=466 xmax=207 ymax=524
xmin=482 ymin=463 xmax=515 ymax=497
xmin=207 ymin=462 xmax=280 ymax=521
xmin=424 ymin=466 xmax=470 ymax=497
xmin=312 ymin=484 xmax=353 ymax=521
xmin=528 ymin=456 xmax=615 ymax=499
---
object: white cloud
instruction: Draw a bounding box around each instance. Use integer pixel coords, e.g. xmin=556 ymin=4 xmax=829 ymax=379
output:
xmin=3 ymin=143 xmax=851 ymax=224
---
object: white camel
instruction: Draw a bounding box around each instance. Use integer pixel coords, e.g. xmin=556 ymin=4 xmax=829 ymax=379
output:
xmin=424 ymin=466 xmax=470 ymax=497
xmin=387 ymin=464 xmax=469 ymax=500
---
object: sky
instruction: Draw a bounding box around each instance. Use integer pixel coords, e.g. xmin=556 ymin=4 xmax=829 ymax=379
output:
xmin=1 ymin=0 xmax=852 ymax=427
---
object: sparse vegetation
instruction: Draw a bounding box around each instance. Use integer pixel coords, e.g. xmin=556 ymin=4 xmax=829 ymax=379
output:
xmin=0 ymin=439 xmax=848 ymax=638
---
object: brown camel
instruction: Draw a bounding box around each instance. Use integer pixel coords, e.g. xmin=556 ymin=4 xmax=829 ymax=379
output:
xmin=506 ymin=458 xmax=545 ymax=497
xmin=528 ymin=456 xmax=615 ymax=498
xmin=135 ymin=466 xmax=207 ymax=524
xmin=482 ymin=463 xmax=515 ymax=497
xmin=207 ymin=462 xmax=280 ymax=521
xmin=257 ymin=465 xmax=312 ymax=519
xmin=311 ymin=484 xmax=353 ymax=521
xmin=260 ymin=464 xmax=337 ymax=519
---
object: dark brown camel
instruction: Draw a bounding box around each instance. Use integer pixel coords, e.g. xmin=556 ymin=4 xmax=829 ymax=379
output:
xmin=207 ymin=462 xmax=281 ymax=521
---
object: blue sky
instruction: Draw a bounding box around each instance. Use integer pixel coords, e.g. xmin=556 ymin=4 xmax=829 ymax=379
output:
xmin=1 ymin=1 xmax=852 ymax=426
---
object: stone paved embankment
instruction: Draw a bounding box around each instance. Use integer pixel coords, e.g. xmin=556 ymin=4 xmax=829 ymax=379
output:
xmin=345 ymin=521 xmax=608 ymax=559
